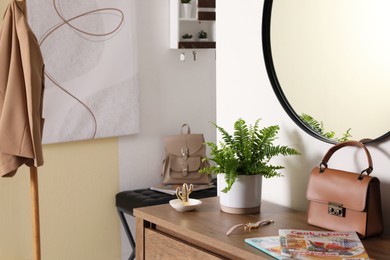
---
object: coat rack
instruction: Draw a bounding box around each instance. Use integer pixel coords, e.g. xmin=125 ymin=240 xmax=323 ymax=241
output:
xmin=30 ymin=166 xmax=41 ymax=260
xmin=0 ymin=1 xmax=46 ymax=259
xmin=19 ymin=1 xmax=42 ymax=259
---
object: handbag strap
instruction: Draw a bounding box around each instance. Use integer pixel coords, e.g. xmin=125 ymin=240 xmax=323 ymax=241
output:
xmin=181 ymin=124 xmax=191 ymax=134
xmin=320 ymin=141 xmax=373 ymax=177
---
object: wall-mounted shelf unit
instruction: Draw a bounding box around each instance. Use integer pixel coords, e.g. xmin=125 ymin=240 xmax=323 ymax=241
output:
xmin=170 ymin=0 xmax=216 ymax=49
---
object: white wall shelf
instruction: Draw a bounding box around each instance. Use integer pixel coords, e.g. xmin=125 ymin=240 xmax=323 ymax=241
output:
xmin=170 ymin=0 xmax=216 ymax=49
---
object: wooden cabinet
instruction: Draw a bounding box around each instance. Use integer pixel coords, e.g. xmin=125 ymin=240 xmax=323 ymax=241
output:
xmin=170 ymin=0 xmax=216 ymax=49
xmin=135 ymin=197 xmax=390 ymax=259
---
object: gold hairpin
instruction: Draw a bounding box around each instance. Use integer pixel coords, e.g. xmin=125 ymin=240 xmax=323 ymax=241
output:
xmin=226 ymin=219 xmax=274 ymax=236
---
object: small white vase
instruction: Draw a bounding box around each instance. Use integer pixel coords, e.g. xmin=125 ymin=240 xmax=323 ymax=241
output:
xmin=181 ymin=3 xmax=192 ymax=19
xmin=218 ymin=174 xmax=262 ymax=214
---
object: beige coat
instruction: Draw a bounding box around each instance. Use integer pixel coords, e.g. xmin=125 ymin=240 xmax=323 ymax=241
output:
xmin=0 ymin=0 xmax=44 ymax=177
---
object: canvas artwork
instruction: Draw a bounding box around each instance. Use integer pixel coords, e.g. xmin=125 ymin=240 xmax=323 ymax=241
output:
xmin=27 ymin=0 xmax=139 ymax=144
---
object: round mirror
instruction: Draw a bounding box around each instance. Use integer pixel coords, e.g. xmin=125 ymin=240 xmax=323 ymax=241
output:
xmin=262 ymin=0 xmax=390 ymax=144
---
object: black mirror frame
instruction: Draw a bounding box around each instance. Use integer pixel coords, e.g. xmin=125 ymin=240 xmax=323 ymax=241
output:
xmin=261 ymin=0 xmax=390 ymax=144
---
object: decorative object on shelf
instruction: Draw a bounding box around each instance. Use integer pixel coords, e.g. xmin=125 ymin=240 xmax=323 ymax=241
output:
xmin=169 ymin=198 xmax=202 ymax=212
xmin=182 ymin=33 xmax=193 ymax=40
xmin=306 ymin=141 xmax=384 ymax=238
xmin=226 ymin=219 xmax=274 ymax=236
xmin=176 ymin=183 xmax=194 ymax=205
xmin=170 ymin=182 xmax=202 ymax=212
xmin=201 ymin=118 xmax=300 ymax=214
xmin=150 ymin=182 xmax=214 ymax=195
xmin=198 ymin=30 xmax=208 ymax=41
xmin=180 ymin=0 xmax=192 ymax=19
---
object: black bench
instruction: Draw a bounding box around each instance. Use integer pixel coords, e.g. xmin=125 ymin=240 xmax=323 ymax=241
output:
xmin=115 ymin=180 xmax=217 ymax=260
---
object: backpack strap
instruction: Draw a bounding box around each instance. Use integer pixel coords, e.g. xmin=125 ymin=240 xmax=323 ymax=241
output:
xmin=181 ymin=124 xmax=191 ymax=134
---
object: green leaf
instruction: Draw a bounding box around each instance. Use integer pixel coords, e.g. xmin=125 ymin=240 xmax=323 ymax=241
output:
xmin=299 ymin=113 xmax=352 ymax=142
xmin=200 ymin=118 xmax=300 ymax=192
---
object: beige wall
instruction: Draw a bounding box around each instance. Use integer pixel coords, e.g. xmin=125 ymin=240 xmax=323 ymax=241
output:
xmin=0 ymin=139 xmax=120 ymax=260
xmin=0 ymin=2 xmax=121 ymax=259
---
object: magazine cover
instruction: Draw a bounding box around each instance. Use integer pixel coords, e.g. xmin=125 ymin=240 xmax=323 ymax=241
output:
xmin=245 ymin=236 xmax=292 ymax=260
xmin=279 ymin=229 xmax=370 ymax=259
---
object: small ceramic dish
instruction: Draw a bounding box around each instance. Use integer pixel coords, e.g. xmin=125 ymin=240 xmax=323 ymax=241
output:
xmin=169 ymin=198 xmax=202 ymax=212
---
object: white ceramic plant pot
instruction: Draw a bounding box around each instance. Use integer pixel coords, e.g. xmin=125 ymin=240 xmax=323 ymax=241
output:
xmin=181 ymin=3 xmax=192 ymax=19
xmin=218 ymin=174 xmax=262 ymax=214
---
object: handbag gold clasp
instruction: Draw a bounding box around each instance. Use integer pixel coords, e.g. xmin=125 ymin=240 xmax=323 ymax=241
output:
xmin=328 ymin=202 xmax=345 ymax=217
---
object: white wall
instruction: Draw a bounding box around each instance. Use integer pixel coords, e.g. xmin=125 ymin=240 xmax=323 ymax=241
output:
xmin=217 ymin=0 xmax=390 ymax=235
xmin=116 ymin=0 xmax=390 ymax=258
xmin=117 ymin=0 xmax=216 ymax=258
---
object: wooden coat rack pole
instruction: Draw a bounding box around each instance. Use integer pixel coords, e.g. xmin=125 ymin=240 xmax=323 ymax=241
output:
xmin=21 ymin=1 xmax=41 ymax=259
xmin=30 ymin=166 xmax=41 ymax=260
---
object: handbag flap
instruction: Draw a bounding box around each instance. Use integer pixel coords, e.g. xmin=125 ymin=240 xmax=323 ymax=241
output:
xmin=169 ymin=156 xmax=201 ymax=172
xmin=306 ymin=167 xmax=378 ymax=212
xmin=164 ymin=134 xmax=205 ymax=156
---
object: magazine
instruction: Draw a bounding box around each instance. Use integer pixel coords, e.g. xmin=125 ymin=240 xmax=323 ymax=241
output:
xmin=245 ymin=236 xmax=292 ymax=260
xmin=279 ymin=229 xmax=370 ymax=259
xmin=150 ymin=183 xmax=215 ymax=195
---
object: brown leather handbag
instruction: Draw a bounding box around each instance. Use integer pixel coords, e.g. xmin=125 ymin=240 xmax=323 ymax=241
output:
xmin=306 ymin=141 xmax=383 ymax=238
xmin=161 ymin=124 xmax=211 ymax=184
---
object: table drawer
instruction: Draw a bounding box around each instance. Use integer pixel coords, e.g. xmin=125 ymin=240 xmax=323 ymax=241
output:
xmin=145 ymin=228 xmax=221 ymax=259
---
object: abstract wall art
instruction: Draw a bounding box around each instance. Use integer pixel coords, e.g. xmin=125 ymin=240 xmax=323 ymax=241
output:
xmin=27 ymin=0 xmax=139 ymax=144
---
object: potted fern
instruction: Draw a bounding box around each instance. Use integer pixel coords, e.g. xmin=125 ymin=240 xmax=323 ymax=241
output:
xmin=201 ymin=118 xmax=300 ymax=214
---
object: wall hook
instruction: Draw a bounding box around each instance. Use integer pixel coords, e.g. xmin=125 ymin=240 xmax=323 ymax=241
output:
xmin=180 ymin=52 xmax=186 ymax=62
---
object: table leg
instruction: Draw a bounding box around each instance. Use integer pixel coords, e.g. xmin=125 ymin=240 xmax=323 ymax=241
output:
xmin=135 ymin=217 xmax=146 ymax=260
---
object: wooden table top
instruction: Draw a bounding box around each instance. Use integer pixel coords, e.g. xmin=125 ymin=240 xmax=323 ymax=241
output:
xmin=134 ymin=197 xmax=390 ymax=259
